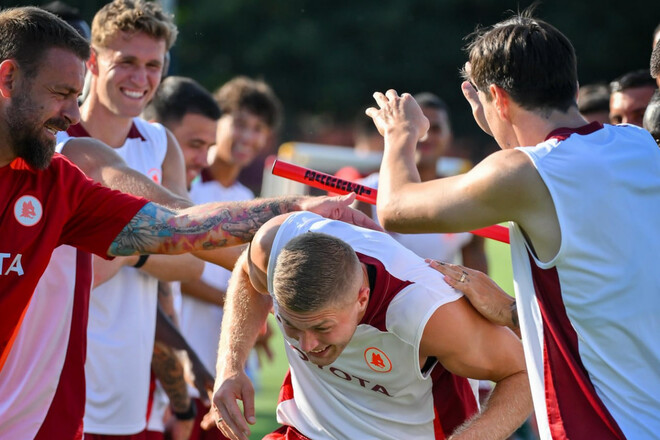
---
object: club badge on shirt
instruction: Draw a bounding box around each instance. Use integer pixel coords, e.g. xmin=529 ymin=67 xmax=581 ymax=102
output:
xmin=364 ymin=347 xmax=392 ymax=373
xmin=14 ymin=195 xmax=43 ymax=227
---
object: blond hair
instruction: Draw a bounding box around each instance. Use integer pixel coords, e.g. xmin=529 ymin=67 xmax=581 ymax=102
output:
xmin=273 ymin=232 xmax=362 ymax=313
xmin=91 ymin=0 xmax=177 ymax=50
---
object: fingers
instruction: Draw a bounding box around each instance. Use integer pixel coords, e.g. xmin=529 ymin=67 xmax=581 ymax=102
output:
xmin=459 ymin=81 xmax=493 ymax=136
xmin=426 ymin=259 xmax=471 ymax=289
xmin=461 ymin=81 xmax=479 ymax=106
xmin=213 ymin=383 xmax=254 ymax=440
xmin=385 ymin=89 xmax=399 ymax=100
xmin=372 ymin=91 xmax=388 ymax=108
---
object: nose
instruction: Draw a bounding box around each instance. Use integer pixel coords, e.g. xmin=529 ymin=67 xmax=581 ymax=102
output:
xmin=63 ymin=98 xmax=81 ymax=126
xmin=298 ymin=331 xmax=319 ymax=353
xmin=196 ymin=149 xmax=209 ymax=167
xmin=239 ymin=128 xmax=263 ymax=150
xmin=130 ymin=66 xmax=148 ymax=86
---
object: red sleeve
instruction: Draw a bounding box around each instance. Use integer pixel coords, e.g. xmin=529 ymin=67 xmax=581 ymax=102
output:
xmin=54 ymin=155 xmax=149 ymax=258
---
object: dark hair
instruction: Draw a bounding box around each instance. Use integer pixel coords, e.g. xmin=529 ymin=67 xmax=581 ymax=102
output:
xmin=578 ymin=83 xmax=610 ymax=115
xmin=414 ymin=91 xmax=451 ymax=128
xmin=143 ymin=76 xmax=221 ymax=126
xmin=464 ymin=11 xmax=578 ymax=113
xmin=651 ymin=42 xmax=660 ymax=79
xmin=643 ymin=90 xmax=660 ymax=146
xmin=610 ymin=69 xmax=656 ymax=93
xmin=0 ymin=7 xmax=90 ymax=78
xmin=414 ymin=92 xmax=448 ymax=112
xmin=40 ymin=1 xmax=90 ymax=40
xmin=214 ymin=76 xmax=283 ymax=130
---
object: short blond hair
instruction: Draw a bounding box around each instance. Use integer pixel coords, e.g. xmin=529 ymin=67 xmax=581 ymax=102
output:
xmin=91 ymin=0 xmax=177 ymax=50
xmin=273 ymin=232 xmax=362 ymax=313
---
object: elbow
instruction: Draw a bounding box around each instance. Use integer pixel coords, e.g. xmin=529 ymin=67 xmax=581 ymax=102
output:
xmin=376 ymin=203 xmax=404 ymax=232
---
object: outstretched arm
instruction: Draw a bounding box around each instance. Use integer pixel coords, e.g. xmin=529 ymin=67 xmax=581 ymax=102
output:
xmin=107 ymin=193 xmax=379 ymax=257
xmin=420 ymin=296 xmax=532 ymax=439
xmin=366 ymin=90 xmax=534 ymax=234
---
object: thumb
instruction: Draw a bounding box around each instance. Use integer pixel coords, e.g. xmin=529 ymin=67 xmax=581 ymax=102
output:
xmin=339 ymin=192 xmax=356 ymax=204
xmin=461 ymin=81 xmax=480 ymax=111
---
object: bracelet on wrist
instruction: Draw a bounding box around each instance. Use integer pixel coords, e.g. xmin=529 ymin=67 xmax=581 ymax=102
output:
xmin=133 ymin=254 xmax=149 ymax=269
xmin=172 ymin=400 xmax=197 ymax=421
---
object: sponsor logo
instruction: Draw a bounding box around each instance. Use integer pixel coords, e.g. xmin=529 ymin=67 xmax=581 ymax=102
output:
xmin=0 ymin=253 xmax=24 ymax=276
xmin=289 ymin=344 xmax=392 ymax=397
xmin=364 ymin=347 xmax=392 ymax=373
xmin=14 ymin=195 xmax=42 ymax=227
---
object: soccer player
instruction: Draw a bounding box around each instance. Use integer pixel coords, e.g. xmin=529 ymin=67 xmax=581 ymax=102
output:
xmin=0 ymin=8 xmax=373 ymax=439
xmin=367 ymin=11 xmax=660 ymax=439
xmin=213 ymin=212 xmax=532 ymax=440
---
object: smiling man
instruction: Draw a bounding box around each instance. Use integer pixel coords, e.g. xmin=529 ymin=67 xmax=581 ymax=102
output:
xmin=213 ymin=212 xmax=531 ymax=440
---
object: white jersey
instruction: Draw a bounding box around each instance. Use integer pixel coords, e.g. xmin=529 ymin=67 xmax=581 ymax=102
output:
xmin=181 ymin=173 xmax=254 ymax=384
xmin=360 ymin=172 xmax=473 ymax=263
xmin=266 ymin=212 xmax=478 ymax=439
xmin=510 ymin=122 xmax=660 ymax=440
xmin=60 ymin=119 xmax=168 ymax=434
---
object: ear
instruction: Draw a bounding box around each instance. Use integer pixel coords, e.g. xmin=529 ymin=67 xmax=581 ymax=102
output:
xmin=86 ymin=48 xmax=99 ymax=76
xmin=356 ymin=285 xmax=370 ymax=313
xmin=0 ymin=59 xmax=20 ymax=98
xmin=489 ymin=84 xmax=511 ymax=121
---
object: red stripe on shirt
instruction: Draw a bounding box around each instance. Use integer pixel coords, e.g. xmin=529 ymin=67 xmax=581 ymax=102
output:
xmin=35 ymin=250 xmax=92 ymax=440
xmin=527 ymin=254 xmax=625 ymax=439
xmin=430 ymin=365 xmax=478 ymax=438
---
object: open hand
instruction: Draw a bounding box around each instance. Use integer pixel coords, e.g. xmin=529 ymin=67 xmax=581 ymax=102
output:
xmin=301 ymin=193 xmax=383 ymax=231
xmin=427 ymin=259 xmax=516 ymax=330
xmin=365 ymin=89 xmax=429 ymax=143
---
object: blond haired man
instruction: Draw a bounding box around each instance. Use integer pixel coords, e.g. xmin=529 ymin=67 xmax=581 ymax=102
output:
xmin=54 ymin=1 xmax=189 ymax=438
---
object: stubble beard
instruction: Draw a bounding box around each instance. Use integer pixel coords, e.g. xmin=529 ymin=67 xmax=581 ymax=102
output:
xmin=7 ymin=93 xmax=59 ymax=170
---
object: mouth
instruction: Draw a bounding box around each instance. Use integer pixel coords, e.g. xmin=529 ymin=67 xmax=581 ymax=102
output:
xmin=44 ymin=121 xmax=68 ymax=137
xmin=306 ymin=345 xmax=330 ymax=357
xmin=120 ymin=88 xmax=147 ymax=100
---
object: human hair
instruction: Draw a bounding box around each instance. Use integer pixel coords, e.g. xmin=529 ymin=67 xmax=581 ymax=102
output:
xmin=143 ymin=76 xmax=221 ymax=126
xmin=272 ymin=232 xmax=362 ymax=313
xmin=0 ymin=7 xmax=90 ymax=79
xmin=643 ymin=90 xmax=660 ymax=146
xmin=578 ymin=83 xmax=610 ymax=115
xmin=414 ymin=91 xmax=452 ymax=129
xmin=610 ymin=69 xmax=656 ymax=93
xmin=464 ymin=10 xmax=578 ymax=113
xmin=41 ymin=1 xmax=90 ymax=40
xmin=650 ymin=42 xmax=660 ymax=79
xmin=214 ymin=76 xmax=283 ymax=130
xmin=91 ymin=0 xmax=177 ymax=50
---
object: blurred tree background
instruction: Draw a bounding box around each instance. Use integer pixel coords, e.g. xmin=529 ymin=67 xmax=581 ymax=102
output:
xmin=4 ymin=0 xmax=658 ymax=154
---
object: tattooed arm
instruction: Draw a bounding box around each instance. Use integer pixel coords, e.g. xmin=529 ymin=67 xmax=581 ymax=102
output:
xmin=108 ymin=193 xmax=380 ymax=257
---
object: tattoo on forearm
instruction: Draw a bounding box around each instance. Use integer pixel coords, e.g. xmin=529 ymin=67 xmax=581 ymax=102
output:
xmin=152 ymin=341 xmax=190 ymax=413
xmin=110 ymin=198 xmax=296 ymax=256
xmin=510 ymin=300 xmax=519 ymax=329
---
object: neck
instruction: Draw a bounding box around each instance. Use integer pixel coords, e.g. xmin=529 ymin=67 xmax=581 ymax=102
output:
xmin=511 ymin=106 xmax=589 ymax=147
xmin=79 ymin=92 xmax=134 ymax=148
xmin=208 ymin=155 xmax=241 ymax=187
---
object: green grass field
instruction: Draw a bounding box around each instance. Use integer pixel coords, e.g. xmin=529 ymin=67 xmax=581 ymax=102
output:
xmin=248 ymin=236 xmax=515 ymax=438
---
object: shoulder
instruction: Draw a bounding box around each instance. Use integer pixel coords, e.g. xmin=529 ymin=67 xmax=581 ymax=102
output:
xmin=465 ymin=149 xmax=541 ymax=212
xmin=251 ymin=213 xmax=296 ymax=273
